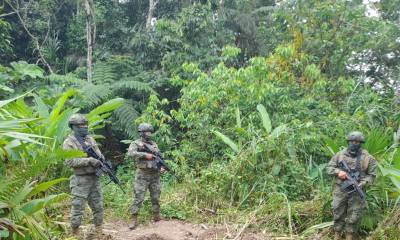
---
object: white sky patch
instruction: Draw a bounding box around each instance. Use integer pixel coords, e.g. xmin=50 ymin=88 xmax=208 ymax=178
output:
xmin=363 ymin=0 xmax=380 ymax=17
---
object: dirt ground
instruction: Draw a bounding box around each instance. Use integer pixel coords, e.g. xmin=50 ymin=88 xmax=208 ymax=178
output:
xmin=101 ymin=219 xmax=270 ymax=240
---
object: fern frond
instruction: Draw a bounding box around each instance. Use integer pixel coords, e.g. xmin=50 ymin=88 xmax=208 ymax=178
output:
xmin=93 ymin=62 xmax=118 ymax=84
xmin=112 ymin=78 xmax=155 ymax=94
xmin=112 ymin=101 xmax=141 ymax=138
xmin=80 ymin=84 xmax=113 ymax=108
xmin=47 ymin=73 xmax=83 ymax=86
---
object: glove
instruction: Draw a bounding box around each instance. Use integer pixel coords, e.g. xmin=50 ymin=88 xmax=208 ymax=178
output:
xmin=89 ymin=158 xmax=101 ymax=167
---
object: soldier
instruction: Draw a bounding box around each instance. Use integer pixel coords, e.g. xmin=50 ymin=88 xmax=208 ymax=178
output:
xmin=327 ymin=131 xmax=377 ymax=240
xmin=127 ymin=123 xmax=165 ymax=230
xmin=63 ymin=113 xmax=105 ymax=239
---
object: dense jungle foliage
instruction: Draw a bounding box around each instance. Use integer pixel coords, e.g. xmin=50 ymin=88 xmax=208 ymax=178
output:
xmin=0 ymin=0 xmax=399 ymax=239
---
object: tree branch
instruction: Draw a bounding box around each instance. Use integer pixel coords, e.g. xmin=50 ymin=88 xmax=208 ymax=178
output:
xmin=4 ymin=0 xmax=54 ymax=74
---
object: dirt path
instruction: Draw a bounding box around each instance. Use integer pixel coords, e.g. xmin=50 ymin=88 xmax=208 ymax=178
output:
xmin=102 ymin=219 xmax=268 ymax=240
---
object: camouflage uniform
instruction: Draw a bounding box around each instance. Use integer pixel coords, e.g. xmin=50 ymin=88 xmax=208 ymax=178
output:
xmin=63 ymin=134 xmax=104 ymax=230
xmin=327 ymin=148 xmax=377 ymax=234
xmin=127 ymin=139 xmax=161 ymax=215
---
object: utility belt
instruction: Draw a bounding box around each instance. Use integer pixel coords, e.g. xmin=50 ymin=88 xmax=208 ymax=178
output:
xmin=137 ymin=159 xmax=158 ymax=170
xmin=73 ymin=166 xmax=97 ymax=176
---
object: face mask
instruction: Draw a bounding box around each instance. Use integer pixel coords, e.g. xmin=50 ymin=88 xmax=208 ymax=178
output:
xmin=73 ymin=125 xmax=89 ymax=138
xmin=140 ymin=132 xmax=152 ymax=142
xmin=348 ymin=142 xmax=361 ymax=155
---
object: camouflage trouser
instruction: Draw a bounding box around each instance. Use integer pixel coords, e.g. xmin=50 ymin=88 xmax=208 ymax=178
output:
xmin=332 ymin=185 xmax=365 ymax=233
xmin=131 ymin=169 xmax=161 ymax=215
xmin=69 ymin=175 xmax=104 ymax=229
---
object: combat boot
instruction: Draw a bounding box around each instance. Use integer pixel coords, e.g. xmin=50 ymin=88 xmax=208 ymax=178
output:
xmin=345 ymin=233 xmax=353 ymax=240
xmin=334 ymin=231 xmax=341 ymax=240
xmin=72 ymin=227 xmax=82 ymax=239
xmin=129 ymin=214 xmax=138 ymax=230
xmin=95 ymin=225 xmax=103 ymax=239
xmin=153 ymin=212 xmax=162 ymax=222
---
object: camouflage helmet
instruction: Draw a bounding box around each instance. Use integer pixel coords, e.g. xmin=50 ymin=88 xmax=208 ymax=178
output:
xmin=138 ymin=123 xmax=154 ymax=132
xmin=346 ymin=131 xmax=365 ymax=143
xmin=68 ymin=113 xmax=88 ymax=127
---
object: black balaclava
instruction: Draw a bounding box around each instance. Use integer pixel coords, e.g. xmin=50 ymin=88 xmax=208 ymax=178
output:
xmin=140 ymin=131 xmax=152 ymax=142
xmin=348 ymin=142 xmax=361 ymax=156
xmin=72 ymin=125 xmax=89 ymax=138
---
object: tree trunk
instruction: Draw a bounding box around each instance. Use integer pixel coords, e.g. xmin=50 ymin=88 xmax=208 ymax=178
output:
xmin=84 ymin=0 xmax=95 ymax=82
xmin=146 ymin=0 xmax=158 ymax=30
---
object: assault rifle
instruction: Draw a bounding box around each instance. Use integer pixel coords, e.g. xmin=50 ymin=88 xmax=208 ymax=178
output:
xmin=76 ymin=136 xmax=126 ymax=194
xmin=338 ymin=160 xmax=365 ymax=201
xmin=142 ymin=142 xmax=180 ymax=180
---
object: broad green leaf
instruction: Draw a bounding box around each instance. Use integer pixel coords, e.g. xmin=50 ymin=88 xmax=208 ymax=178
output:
xmin=0 ymin=91 xmax=30 ymax=108
xmin=33 ymin=94 xmax=49 ymax=119
xmin=213 ymin=130 xmax=239 ymax=153
xmin=0 ymin=119 xmax=37 ymax=130
xmin=272 ymin=164 xmax=281 ymax=176
xmin=1 ymin=132 xmax=49 ymax=145
xmin=270 ymin=124 xmax=288 ymax=139
xmin=87 ymin=98 xmax=124 ymax=118
xmin=21 ymin=193 xmax=68 ymax=215
xmin=28 ymin=178 xmax=68 ymax=198
xmin=10 ymin=61 xmax=44 ymax=79
xmin=0 ymin=229 xmax=9 ymax=237
xmin=256 ymin=104 xmax=272 ymax=134
xmin=49 ymin=89 xmax=76 ymax=123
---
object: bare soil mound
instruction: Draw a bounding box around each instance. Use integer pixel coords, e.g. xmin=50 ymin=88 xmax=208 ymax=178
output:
xmin=103 ymin=219 xmax=269 ymax=240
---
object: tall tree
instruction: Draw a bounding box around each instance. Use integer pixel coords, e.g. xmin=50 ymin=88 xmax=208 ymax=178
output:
xmin=146 ymin=0 xmax=158 ymax=30
xmin=83 ymin=0 xmax=95 ymax=82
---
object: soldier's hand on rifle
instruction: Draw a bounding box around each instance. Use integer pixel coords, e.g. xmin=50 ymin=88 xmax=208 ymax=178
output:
xmin=160 ymin=166 xmax=166 ymax=173
xmin=145 ymin=153 xmax=154 ymax=160
xmin=89 ymin=158 xmax=101 ymax=167
xmin=338 ymin=170 xmax=348 ymax=180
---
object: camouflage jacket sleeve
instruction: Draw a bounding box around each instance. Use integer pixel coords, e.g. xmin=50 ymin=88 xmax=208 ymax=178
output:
xmin=88 ymin=137 xmax=105 ymax=160
xmin=326 ymin=153 xmax=341 ymax=176
xmin=63 ymin=138 xmax=93 ymax=168
xmin=360 ymin=155 xmax=377 ymax=186
xmin=127 ymin=141 xmax=148 ymax=160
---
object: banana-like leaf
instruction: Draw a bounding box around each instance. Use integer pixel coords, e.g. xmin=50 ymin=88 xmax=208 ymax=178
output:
xmin=213 ymin=130 xmax=239 ymax=153
xmin=0 ymin=91 xmax=31 ymax=108
xmin=0 ymin=132 xmax=49 ymax=145
xmin=87 ymin=98 xmax=124 ymax=118
xmin=21 ymin=193 xmax=68 ymax=216
xmin=379 ymin=165 xmax=400 ymax=191
xmin=45 ymin=108 xmax=76 ymax=142
xmin=0 ymin=119 xmax=37 ymax=130
xmin=257 ymin=104 xmax=272 ymax=134
xmin=49 ymin=89 xmax=75 ymax=123
xmin=270 ymin=124 xmax=288 ymax=139
xmin=27 ymin=178 xmax=68 ymax=198
xmin=33 ymin=94 xmax=49 ymax=119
